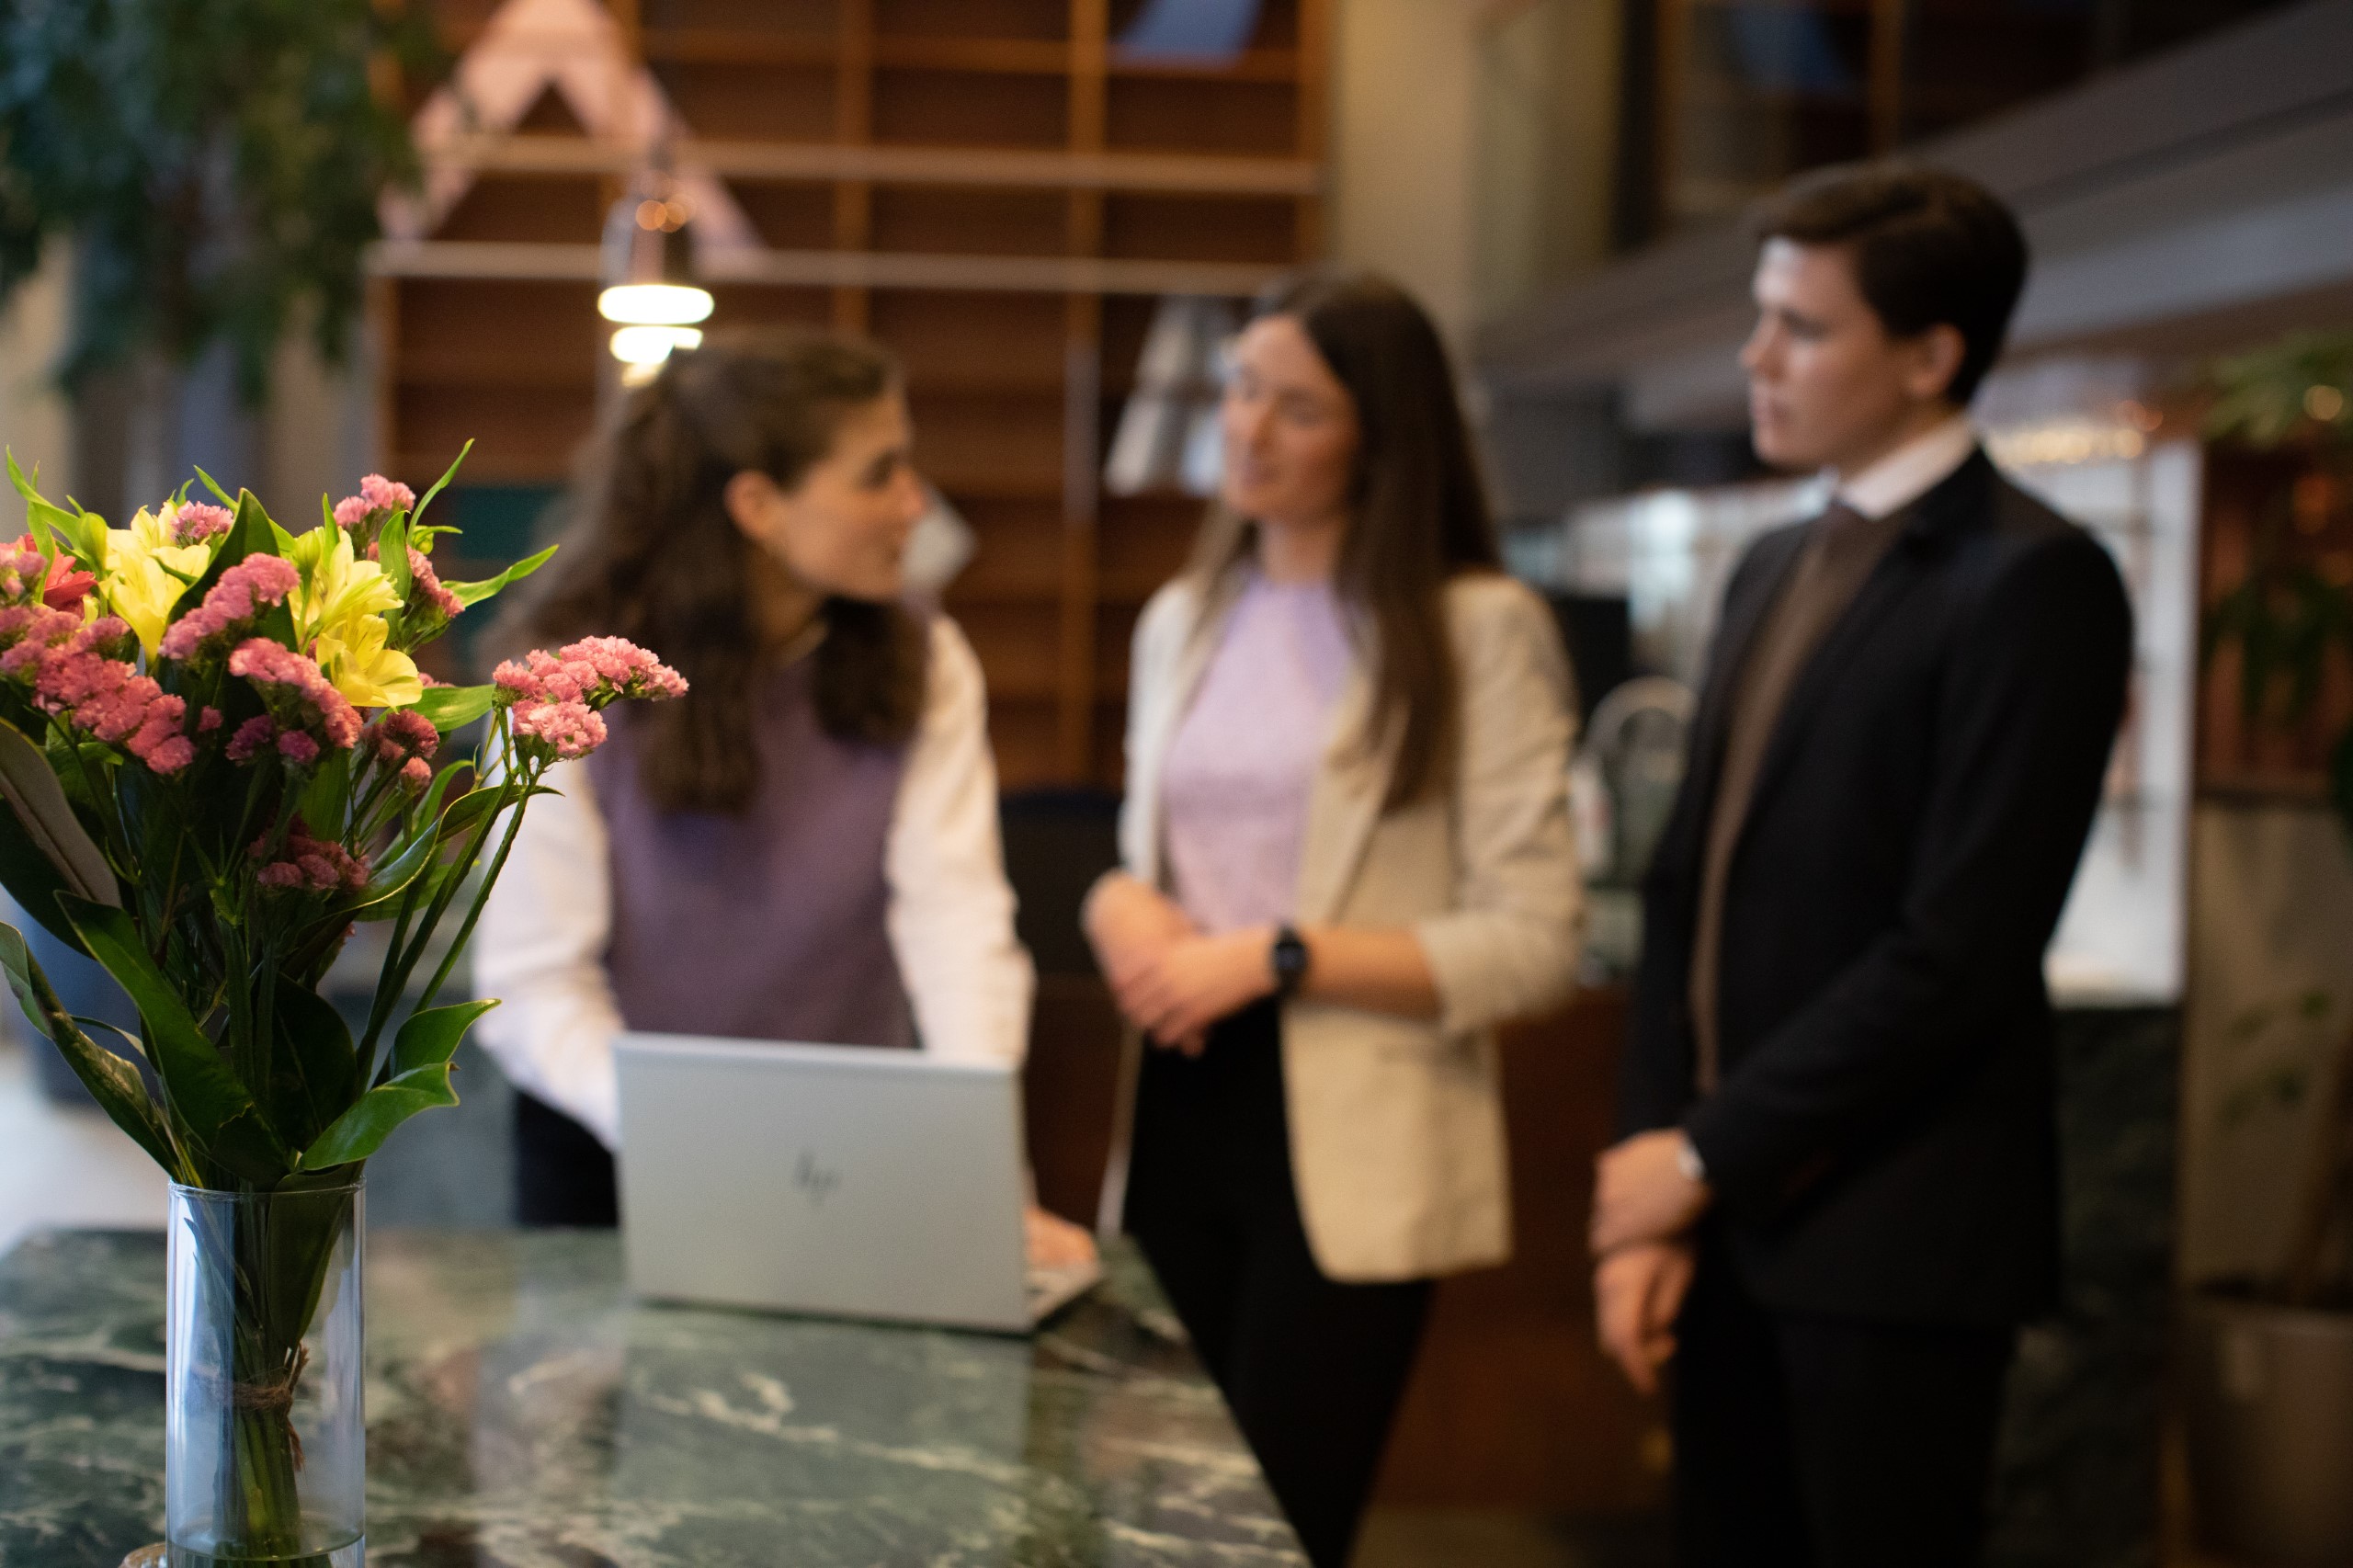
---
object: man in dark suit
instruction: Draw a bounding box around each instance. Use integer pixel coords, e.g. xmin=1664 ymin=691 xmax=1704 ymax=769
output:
xmin=1588 ymin=164 xmax=2133 ymax=1566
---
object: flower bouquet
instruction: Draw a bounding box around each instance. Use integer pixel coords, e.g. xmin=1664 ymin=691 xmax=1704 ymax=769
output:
xmin=0 ymin=447 xmax=682 ymax=1565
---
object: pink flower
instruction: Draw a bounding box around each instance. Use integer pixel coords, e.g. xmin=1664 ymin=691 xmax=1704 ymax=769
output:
xmin=333 ymin=474 xmax=416 ymax=533
xmin=0 ymin=604 xmax=81 ymax=675
xmin=0 ymin=536 xmax=44 ymax=598
xmin=494 ymin=638 xmax=685 ymax=709
xmin=0 ymin=610 xmax=195 ymax=775
xmin=169 ymin=502 xmax=234 ymax=546
xmin=159 ymin=555 xmax=300 ymax=662
xmin=226 ymin=716 xmax=278 ymax=762
xmin=199 ymin=707 xmax=223 ymax=733
xmin=510 ymin=698 xmax=608 ymax=761
xmin=0 ymin=536 xmax=96 ymax=613
xmin=561 ymin=636 xmax=689 ymax=700
xmin=495 ymin=637 xmax=678 ymax=764
xmin=277 ymin=731 xmax=321 ymax=766
xmin=249 ymin=828 xmax=368 ymax=894
xmin=361 ymin=474 xmax=415 ymax=514
xmin=137 ymin=733 xmax=196 ymax=774
xmin=365 ymin=708 xmax=439 ymax=767
xmin=400 ymin=756 xmax=433 ymax=790
xmin=227 ymin=639 xmax=362 ymax=750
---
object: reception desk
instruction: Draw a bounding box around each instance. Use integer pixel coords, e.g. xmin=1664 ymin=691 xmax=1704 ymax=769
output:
xmin=0 ymin=1229 xmax=1302 ymax=1566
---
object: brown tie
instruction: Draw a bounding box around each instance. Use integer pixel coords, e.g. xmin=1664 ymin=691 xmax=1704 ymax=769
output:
xmin=1688 ymin=502 xmax=1903 ymax=1092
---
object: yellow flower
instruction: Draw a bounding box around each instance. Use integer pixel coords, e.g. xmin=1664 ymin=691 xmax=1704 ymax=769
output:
xmin=314 ymin=612 xmax=422 ymax=710
xmin=288 ymin=528 xmax=400 ymax=643
xmin=97 ymin=506 xmax=213 ymax=657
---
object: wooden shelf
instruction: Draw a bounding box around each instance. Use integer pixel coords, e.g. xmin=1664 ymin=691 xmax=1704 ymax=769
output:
xmin=394 ymin=355 xmax=595 ymax=391
xmin=926 ymin=473 xmax=1066 ymax=503
xmin=640 ymin=28 xmax=834 ymax=67
xmin=370 ymin=238 xmax=1284 ymax=300
xmin=388 ymin=0 xmax=1330 ymax=791
xmin=415 ymin=133 xmax=1322 ymax=197
xmin=640 ymin=29 xmax=1304 ymax=85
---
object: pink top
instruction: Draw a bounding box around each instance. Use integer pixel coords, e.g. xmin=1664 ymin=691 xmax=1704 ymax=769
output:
xmin=1161 ymin=573 xmax=1357 ymax=935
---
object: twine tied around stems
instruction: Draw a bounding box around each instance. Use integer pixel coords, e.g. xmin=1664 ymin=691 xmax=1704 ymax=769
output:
xmin=215 ymin=1343 xmax=310 ymax=1470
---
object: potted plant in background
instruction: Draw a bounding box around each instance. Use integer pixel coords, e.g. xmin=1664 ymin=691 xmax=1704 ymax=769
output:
xmin=0 ymin=449 xmax=682 ymax=1567
xmin=0 ymin=0 xmax=445 ymax=1103
xmin=0 ymin=0 xmax=440 ymax=503
xmin=2182 ymin=329 xmax=2353 ymax=1565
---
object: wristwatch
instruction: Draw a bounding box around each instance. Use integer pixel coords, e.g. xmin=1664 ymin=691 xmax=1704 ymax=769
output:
xmin=1269 ymin=925 xmax=1310 ymax=1000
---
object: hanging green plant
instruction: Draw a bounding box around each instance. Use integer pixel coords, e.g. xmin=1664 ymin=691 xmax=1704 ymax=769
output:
xmin=0 ymin=0 xmax=441 ymax=402
xmin=2205 ymin=331 xmax=2353 ymax=452
xmin=2200 ymin=328 xmax=2353 ymax=843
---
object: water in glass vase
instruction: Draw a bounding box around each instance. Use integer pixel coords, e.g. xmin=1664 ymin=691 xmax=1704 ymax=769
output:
xmin=165 ymin=1179 xmax=365 ymax=1567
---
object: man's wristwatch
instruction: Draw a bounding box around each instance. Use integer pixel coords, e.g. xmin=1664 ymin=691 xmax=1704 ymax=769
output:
xmin=1269 ymin=925 xmax=1310 ymax=1000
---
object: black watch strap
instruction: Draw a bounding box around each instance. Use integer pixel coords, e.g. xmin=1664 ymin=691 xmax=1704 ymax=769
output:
xmin=1270 ymin=924 xmax=1310 ymax=1000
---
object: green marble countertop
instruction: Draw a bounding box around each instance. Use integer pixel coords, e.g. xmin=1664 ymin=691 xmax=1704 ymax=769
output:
xmin=0 ymin=1229 xmax=1303 ymax=1567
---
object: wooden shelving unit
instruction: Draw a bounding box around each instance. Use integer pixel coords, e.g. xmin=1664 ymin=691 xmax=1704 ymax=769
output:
xmin=381 ymin=0 xmax=1329 ymax=790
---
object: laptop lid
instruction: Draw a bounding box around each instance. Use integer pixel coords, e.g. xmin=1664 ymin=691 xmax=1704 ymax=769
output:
xmin=615 ymin=1034 xmax=1032 ymax=1332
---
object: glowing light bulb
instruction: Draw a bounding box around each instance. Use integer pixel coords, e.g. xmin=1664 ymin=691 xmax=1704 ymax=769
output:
xmin=597 ymin=282 xmax=714 ymax=326
xmin=610 ymin=324 xmax=704 ymax=372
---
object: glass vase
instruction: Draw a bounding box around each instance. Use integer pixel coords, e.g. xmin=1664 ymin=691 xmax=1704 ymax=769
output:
xmin=165 ymin=1177 xmax=365 ymax=1567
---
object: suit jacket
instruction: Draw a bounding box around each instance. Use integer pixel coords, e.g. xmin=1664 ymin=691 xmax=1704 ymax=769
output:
xmin=1121 ymin=571 xmax=1585 ymax=1281
xmin=1620 ymin=451 xmax=2133 ymax=1324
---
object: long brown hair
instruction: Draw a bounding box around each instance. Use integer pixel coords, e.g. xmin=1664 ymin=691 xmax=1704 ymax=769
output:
xmin=1188 ymin=269 xmax=1501 ymax=807
xmin=509 ymin=327 xmax=926 ymax=814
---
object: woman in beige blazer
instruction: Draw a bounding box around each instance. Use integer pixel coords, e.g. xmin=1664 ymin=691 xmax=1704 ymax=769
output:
xmin=1083 ymin=269 xmax=1583 ymax=1567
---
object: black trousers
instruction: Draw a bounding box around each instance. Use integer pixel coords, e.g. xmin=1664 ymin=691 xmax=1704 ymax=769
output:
xmin=514 ymin=1091 xmax=620 ymax=1227
xmin=1123 ymin=1001 xmax=1432 ymax=1568
xmin=1671 ymin=1226 xmax=2017 ymax=1568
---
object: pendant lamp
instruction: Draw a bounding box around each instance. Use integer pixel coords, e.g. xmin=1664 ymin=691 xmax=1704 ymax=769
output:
xmin=599 ymin=166 xmax=713 ymax=384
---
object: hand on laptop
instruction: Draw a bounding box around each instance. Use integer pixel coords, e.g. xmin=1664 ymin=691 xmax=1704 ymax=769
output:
xmin=1025 ymin=1205 xmax=1099 ymax=1270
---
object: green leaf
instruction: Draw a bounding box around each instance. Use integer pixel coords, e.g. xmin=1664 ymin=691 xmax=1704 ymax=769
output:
xmin=0 ymin=718 xmax=118 ymax=916
xmin=345 ymin=821 xmax=444 ymax=918
xmin=438 ymin=782 xmax=554 ymax=839
xmin=267 ymin=979 xmax=360 ymax=1153
xmin=301 ymin=999 xmax=494 ymax=1169
xmin=445 ymin=544 xmax=557 ymax=610
xmin=416 ymin=758 xmax=476 ymax=827
xmin=407 ymin=440 xmax=473 ymax=534
xmin=0 ymin=809 xmax=92 ymax=956
xmin=59 ymin=895 xmax=292 ymax=1184
xmin=7 ymin=449 xmax=98 ymax=564
xmin=379 ymin=514 xmax=412 ymax=600
xmin=191 ymin=467 xmax=237 ymax=508
xmin=410 ymin=684 xmax=496 ymax=732
xmin=0 ymin=921 xmax=181 ymax=1176
xmin=298 ymin=749 xmax=354 ymax=839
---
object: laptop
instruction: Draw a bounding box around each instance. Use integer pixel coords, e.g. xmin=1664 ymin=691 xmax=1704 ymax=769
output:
xmin=613 ymin=1032 xmax=1101 ymax=1333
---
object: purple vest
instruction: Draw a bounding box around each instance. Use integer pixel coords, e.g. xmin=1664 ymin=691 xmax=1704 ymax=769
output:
xmin=587 ymin=655 xmax=915 ymax=1050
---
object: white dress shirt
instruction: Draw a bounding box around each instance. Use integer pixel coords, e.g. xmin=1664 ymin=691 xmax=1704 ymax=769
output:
xmin=1832 ymin=410 xmax=1978 ymax=519
xmin=472 ymin=615 xmax=1034 ymax=1149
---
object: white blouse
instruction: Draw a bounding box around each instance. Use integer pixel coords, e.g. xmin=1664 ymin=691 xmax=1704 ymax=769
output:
xmin=471 ymin=616 xmax=1034 ymax=1149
